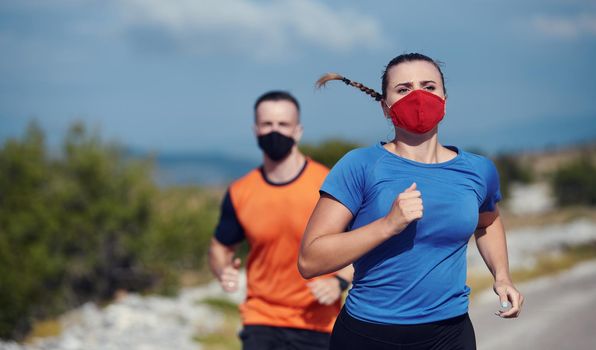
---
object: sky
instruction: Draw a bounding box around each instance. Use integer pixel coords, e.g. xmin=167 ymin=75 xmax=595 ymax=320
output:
xmin=1 ymin=0 xmax=595 ymax=161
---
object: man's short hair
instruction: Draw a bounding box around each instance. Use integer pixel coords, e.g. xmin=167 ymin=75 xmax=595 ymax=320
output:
xmin=254 ymin=91 xmax=300 ymax=122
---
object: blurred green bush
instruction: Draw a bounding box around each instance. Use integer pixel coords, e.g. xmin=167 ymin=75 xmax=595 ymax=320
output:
xmin=140 ymin=186 xmax=221 ymax=295
xmin=300 ymin=138 xmax=361 ymax=168
xmin=0 ymin=122 xmax=220 ymax=340
xmin=551 ymin=155 xmax=596 ymax=206
xmin=493 ymin=153 xmax=534 ymax=199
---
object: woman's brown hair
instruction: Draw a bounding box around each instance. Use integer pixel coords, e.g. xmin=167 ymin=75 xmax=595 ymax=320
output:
xmin=316 ymin=53 xmax=446 ymax=101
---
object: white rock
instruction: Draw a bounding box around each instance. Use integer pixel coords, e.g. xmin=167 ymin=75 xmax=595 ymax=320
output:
xmin=506 ymin=182 xmax=555 ymax=215
xmin=1 ymin=271 xmax=250 ymax=350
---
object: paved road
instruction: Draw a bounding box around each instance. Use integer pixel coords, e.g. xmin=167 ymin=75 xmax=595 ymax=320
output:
xmin=470 ymin=260 xmax=596 ymax=350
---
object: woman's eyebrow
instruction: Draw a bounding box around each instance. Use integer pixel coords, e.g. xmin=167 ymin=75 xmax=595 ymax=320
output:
xmin=394 ymin=81 xmax=413 ymax=88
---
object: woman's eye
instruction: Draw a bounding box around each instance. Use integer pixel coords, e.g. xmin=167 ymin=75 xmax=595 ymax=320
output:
xmin=397 ymin=88 xmax=408 ymax=94
xmin=424 ymin=85 xmax=436 ymax=91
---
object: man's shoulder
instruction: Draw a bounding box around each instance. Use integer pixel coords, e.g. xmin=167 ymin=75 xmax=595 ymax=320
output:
xmin=230 ymin=167 xmax=263 ymax=190
xmin=306 ymin=158 xmax=330 ymax=175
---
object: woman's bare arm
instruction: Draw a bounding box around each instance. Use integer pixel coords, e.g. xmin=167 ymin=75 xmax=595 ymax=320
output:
xmin=475 ymin=207 xmax=524 ymax=318
xmin=298 ymin=183 xmax=422 ymax=278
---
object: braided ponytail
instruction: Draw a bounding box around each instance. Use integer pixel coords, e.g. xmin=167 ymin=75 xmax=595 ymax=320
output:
xmin=316 ymin=73 xmax=383 ymax=102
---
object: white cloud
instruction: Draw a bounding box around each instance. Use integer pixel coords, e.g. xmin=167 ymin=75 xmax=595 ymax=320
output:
xmin=530 ymin=13 xmax=596 ymax=39
xmin=115 ymin=0 xmax=385 ymax=60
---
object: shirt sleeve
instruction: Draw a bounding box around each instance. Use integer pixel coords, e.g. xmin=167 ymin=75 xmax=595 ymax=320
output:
xmin=479 ymin=158 xmax=502 ymax=213
xmin=320 ymin=149 xmax=367 ymax=216
xmin=214 ymin=190 xmax=245 ymax=245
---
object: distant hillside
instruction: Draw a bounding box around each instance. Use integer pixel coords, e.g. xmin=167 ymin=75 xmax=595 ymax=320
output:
xmin=131 ymin=140 xmax=595 ymax=188
xmin=145 ymin=152 xmax=258 ymax=187
xmin=513 ymin=142 xmax=596 ymax=178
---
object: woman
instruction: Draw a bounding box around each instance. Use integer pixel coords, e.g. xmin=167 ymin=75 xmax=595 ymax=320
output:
xmin=298 ymin=53 xmax=524 ymax=349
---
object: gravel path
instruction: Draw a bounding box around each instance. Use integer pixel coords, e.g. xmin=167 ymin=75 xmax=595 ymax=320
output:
xmin=471 ymin=260 xmax=596 ymax=350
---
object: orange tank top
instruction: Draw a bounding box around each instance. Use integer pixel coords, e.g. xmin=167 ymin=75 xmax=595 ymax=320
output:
xmin=227 ymin=160 xmax=338 ymax=332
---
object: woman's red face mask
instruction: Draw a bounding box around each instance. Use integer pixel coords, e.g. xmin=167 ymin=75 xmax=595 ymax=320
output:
xmin=388 ymin=90 xmax=445 ymax=134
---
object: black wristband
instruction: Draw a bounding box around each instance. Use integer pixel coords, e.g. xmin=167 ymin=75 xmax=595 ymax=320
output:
xmin=334 ymin=275 xmax=349 ymax=291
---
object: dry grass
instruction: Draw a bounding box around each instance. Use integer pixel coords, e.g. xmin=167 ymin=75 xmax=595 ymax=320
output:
xmin=499 ymin=206 xmax=596 ymax=230
xmin=468 ymin=242 xmax=596 ymax=298
xmin=194 ymin=297 xmax=241 ymax=350
xmin=179 ymin=265 xmax=218 ymax=287
xmin=24 ymin=319 xmax=62 ymax=343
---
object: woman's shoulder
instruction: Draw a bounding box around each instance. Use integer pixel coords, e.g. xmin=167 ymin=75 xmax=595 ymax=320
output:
xmin=341 ymin=143 xmax=385 ymax=162
xmin=328 ymin=143 xmax=384 ymax=175
xmin=457 ymin=148 xmax=499 ymax=177
xmin=455 ymin=147 xmax=490 ymax=163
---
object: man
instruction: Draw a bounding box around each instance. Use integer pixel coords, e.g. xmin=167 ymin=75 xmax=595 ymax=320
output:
xmin=209 ymin=91 xmax=353 ymax=350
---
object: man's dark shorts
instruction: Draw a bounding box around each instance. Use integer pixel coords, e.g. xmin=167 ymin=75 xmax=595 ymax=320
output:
xmin=240 ymin=325 xmax=330 ymax=350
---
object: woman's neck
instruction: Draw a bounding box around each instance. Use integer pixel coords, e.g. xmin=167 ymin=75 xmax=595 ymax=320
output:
xmin=386 ymin=129 xmax=455 ymax=164
xmin=262 ymin=147 xmax=306 ymax=183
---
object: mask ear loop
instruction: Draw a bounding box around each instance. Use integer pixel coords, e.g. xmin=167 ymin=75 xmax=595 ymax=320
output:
xmin=381 ymin=99 xmax=396 ymax=143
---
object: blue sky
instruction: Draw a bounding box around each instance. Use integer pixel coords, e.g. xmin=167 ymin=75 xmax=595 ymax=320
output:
xmin=1 ymin=0 xmax=595 ymax=161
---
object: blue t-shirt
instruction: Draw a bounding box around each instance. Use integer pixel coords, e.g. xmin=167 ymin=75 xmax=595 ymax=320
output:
xmin=320 ymin=143 xmax=501 ymax=325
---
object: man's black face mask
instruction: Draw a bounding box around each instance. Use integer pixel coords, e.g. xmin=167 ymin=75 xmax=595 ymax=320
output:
xmin=257 ymin=131 xmax=295 ymax=161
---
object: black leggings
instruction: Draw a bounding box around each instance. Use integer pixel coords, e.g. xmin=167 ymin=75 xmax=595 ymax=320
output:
xmin=330 ymin=308 xmax=476 ymax=350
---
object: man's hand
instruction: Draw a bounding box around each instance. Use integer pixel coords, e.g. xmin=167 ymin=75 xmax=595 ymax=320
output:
xmin=307 ymin=277 xmax=343 ymax=305
xmin=219 ymin=257 xmax=242 ymax=292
